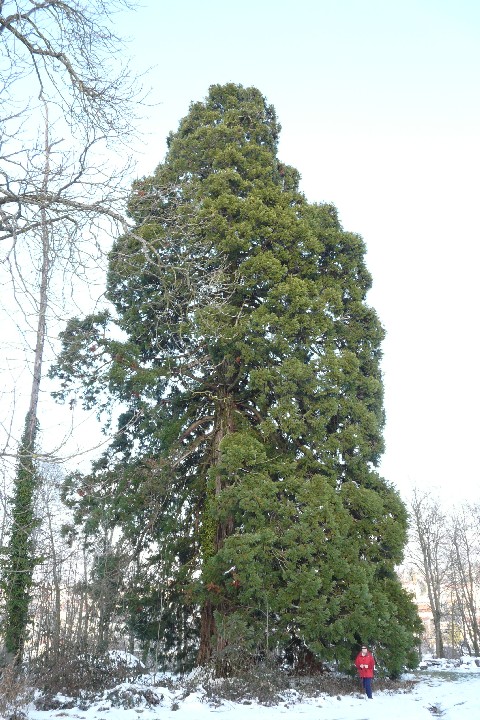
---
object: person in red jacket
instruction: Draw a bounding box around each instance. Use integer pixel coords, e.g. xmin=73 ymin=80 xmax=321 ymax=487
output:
xmin=355 ymin=645 xmax=375 ymax=698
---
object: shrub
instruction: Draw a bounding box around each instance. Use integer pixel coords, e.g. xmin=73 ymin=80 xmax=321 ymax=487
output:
xmin=33 ymin=647 xmax=144 ymax=698
xmin=0 ymin=663 xmax=34 ymax=720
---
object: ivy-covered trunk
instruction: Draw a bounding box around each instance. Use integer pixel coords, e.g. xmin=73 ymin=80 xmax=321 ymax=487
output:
xmin=3 ymin=411 xmax=40 ymax=663
xmin=2 ymin=229 xmax=49 ymax=662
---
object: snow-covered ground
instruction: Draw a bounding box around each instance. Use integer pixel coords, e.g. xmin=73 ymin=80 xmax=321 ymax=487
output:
xmin=19 ymin=656 xmax=480 ymax=720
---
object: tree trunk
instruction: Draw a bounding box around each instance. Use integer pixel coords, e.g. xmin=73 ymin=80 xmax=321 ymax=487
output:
xmin=197 ymin=390 xmax=235 ymax=665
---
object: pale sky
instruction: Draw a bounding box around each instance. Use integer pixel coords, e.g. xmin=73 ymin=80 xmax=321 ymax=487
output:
xmin=4 ymin=0 xmax=479 ymax=506
xmin=116 ymin=0 xmax=479 ymax=504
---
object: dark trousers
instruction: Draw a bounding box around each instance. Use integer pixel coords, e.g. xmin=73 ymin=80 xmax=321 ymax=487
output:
xmin=362 ymin=677 xmax=373 ymax=698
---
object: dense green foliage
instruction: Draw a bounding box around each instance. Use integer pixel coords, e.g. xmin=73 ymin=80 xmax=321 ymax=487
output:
xmin=51 ymin=84 xmax=421 ymax=675
xmin=1 ymin=415 xmax=39 ymax=662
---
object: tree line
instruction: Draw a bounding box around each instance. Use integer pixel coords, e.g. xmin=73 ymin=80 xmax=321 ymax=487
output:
xmin=1 ymin=0 xmax=423 ymax=679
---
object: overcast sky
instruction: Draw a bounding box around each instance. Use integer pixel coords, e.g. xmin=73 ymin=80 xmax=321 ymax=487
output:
xmin=4 ymin=0 xmax=478 ymax=506
xmin=114 ymin=0 xmax=479 ymax=504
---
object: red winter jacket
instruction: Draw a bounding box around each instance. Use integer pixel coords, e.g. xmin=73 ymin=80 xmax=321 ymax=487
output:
xmin=355 ymin=651 xmax=375 ymax=678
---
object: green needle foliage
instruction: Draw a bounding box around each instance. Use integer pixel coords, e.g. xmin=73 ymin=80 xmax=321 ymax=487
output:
xmin=50 ymin=84 xmax=421 ymax=675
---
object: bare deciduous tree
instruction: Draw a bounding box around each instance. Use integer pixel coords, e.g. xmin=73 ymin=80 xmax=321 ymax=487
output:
xmin=0 ymin=0 xmax=144 ymax=662
xmin=449 ymin=505 xmax=480 ymax=656
xmin=408 ymin=489 xmax=450 ymax=657
xmin=0 ymin=0 xmax=138 ymax=243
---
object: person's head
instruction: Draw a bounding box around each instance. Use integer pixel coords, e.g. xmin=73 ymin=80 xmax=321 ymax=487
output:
xmin=361 ymin=645 xmax=368 ymax=655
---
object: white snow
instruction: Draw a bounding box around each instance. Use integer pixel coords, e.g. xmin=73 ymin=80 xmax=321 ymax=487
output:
xmin=21 ymin=656 xmax=480 ymax=720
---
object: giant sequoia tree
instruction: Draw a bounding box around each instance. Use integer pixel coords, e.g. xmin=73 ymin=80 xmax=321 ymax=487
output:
xmin=51 ymin=84 xmax=421 ymax=675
